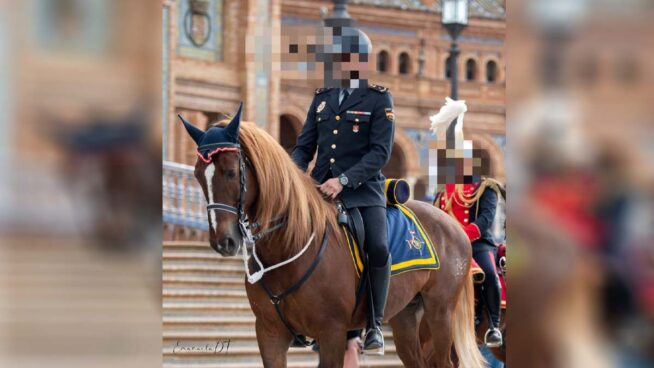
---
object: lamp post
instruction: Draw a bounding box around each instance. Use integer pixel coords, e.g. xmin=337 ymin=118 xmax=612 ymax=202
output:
xmin=325 ymin=0 xmax=355 ymax=27
xmin=442 ymin=0 xmax=468 ymax=100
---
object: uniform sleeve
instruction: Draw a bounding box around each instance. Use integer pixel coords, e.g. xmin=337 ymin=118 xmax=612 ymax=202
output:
xmin=433 ymin=192 xmax=442 ymax=207
xmin=464 ymin=188 xmax=497 ymax=242
xmin=291 ymin=97 xmax=318 ymax=172
xmin=343 ymin=92 xmax=395 ymax=189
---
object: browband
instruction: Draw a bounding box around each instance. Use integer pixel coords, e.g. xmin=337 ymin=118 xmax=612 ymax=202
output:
xmin=197 ymin=143 xmax=241 ymax=163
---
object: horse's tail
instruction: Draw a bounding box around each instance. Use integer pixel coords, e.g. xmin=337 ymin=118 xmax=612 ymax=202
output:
xmin=452 ymin=271 xmax=487 ymax=368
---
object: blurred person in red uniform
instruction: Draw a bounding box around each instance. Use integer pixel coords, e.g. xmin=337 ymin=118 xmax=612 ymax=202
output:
xmin=430 ymin=98 xmax=506 ymax=348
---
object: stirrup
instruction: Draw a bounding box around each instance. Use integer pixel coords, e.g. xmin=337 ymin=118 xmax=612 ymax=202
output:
xmin=362 ymin=327 xmax=385 ymax=355
xmin=484 ymin=328 xmax=503 ymax=348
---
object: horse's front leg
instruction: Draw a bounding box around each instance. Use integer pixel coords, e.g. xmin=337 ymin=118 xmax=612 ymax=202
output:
xmin=317 ymin=326 xmax=347 ymax=368
xmin=255 ymin=318 xmax=293 ymax=368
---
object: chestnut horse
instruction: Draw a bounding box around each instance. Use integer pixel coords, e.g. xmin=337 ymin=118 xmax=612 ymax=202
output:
xmin=185 ymin=115 xmax=485 ymax=368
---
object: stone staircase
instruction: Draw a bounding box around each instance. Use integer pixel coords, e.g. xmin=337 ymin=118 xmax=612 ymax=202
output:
xmin=163 ymin=241 xmax=404 ymax=367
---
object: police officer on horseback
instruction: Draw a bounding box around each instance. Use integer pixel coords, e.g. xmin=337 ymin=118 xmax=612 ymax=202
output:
xmin=291 ymin=24 xmax=395 ymax=354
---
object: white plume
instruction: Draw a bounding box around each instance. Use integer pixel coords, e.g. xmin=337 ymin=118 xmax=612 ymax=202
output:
xmin=429 ymin=97 xmax=467 ymax=144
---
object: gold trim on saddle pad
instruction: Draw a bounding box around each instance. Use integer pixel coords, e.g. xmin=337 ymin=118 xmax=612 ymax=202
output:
xmin=343 ymin=204 xmax=440 ymax=276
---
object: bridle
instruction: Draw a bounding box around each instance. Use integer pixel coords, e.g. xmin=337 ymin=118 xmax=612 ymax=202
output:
xmin=198 ymin=142 xmax=315 ymax=284
xmin=197 ymin=142 xmax=249 ymax=234
xmin=199 ymin=142 xmax=286 ymax=242
xmin=197 ymin=140 xmax=327 ymax=348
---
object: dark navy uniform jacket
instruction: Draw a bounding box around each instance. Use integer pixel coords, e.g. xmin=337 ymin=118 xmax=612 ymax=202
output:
xmin=435 ymin=182 xmax=498 ymax=250
xmin=291 ymin=85 xmax=395 ymax=208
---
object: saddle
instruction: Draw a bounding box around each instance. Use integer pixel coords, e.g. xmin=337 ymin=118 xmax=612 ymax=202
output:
xmin=335 ymin=178 xmax=411 ymax=269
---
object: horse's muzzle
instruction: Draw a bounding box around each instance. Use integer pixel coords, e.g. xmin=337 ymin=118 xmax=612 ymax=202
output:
xmin=210 ymin=237 xmax=239 ymax=256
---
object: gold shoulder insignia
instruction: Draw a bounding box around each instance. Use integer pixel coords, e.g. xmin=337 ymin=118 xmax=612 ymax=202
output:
xmin=368 ymin=84 xmax=388 ymax=93
xmin=480 ymin=177 xmax=506 ymax=200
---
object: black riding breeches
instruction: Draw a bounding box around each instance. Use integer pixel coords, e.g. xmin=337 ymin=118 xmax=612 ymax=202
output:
xmin=359 ymin=206 xmax=389 ymax=267
xmin=473 ymin=247 xmax=501 ymax=328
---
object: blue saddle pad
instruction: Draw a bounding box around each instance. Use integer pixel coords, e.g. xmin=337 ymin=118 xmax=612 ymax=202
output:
xmin=344 ymin=204 xmax=440 ymax=276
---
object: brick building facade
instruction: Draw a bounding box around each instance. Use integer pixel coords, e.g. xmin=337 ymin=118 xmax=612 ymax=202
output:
xmin=163 ymin=0 xmax=505 ymax=202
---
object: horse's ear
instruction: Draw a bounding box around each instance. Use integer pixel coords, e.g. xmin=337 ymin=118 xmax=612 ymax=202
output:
xmin=224 ymin=102 xmax=243 ymax=142
xmin=178 ymin=114 xmax=205 ymax=145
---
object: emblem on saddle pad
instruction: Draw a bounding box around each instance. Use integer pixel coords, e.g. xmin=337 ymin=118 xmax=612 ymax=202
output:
xmin=406 ymin=230 xmax=424 ymax=253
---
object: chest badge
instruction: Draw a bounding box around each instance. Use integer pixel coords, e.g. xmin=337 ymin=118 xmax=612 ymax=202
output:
xmin=316 ymin=101 xmax=326 ymax=113
xmin=353 ymin=124 xmax=360 ymax=133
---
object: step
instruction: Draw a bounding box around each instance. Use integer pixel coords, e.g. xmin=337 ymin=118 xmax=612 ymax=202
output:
xmin=163 ymin=288 xmax=247 ymax=299
xmin=162 ymin=340 xmax=398 ymax=357
xmin=163 ymin=301 xmax=252 ymax=312
xmin=163 ymin=315 xmax=255 ymax=326
xmin=164 ymin=241 xmax=211 ymax=249
xmin=163 ymin=274 xmax=244 ymax=286
xmin=163 ymin=328 xmax=395 ymax=341
xmin=163 ymin=355 xmax=403 ymax=368
xmin=163 ymin=263 xmax=245 ymax=274
xmin=163 ymin=252 xmax=226 ymax=261
xmin=163 ymin=309 xmax=254 ymax=319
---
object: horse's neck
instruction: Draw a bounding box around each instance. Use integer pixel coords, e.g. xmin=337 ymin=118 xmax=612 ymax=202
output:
xmin=251 ymin=196 xmax=333 ymax=268
xmin=252 ymin=229 xmax=313 ymax=270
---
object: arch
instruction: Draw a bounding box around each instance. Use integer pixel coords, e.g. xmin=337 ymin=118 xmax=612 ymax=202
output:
xmin=485 ymin=60 xmax=498 ymax=83
xmin=481 ymin=55 xmax=503 ymax=82
xmin=383 ymin=143 xmax=407 ymax=179
xmin=377 ymin=50 xmax=390 ymax=73
xmin=398 ymin=52 xmax=412 ymax=75
xmin=204 ymin=111 xmax=229 ymax=129
xmin=391 ymin=127 xmax=422 ymax=179
xmin=467 ymin=132 xmax=505 ymax=181
xmin=413 ymin=177 xmax=431 ymax=203
xmin=444 ymin=55 xmax=454 ymax=80
xmin=465 ymin=58 xmax=478 ymax=81
xmin=278 ymin=114 xmax=303 ymax=153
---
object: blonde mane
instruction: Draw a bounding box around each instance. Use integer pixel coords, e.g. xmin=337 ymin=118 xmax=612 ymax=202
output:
xmin=217 ymin=120 xmax=335 ymax=252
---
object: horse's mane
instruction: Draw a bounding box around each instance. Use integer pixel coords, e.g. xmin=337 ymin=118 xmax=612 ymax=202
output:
xmin=216 ymin=120 xmax=335 ymax=252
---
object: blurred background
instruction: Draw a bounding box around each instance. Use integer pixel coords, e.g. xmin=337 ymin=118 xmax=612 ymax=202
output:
xmin=0 ymin=1 xmax=162 ymax=367
xmin=506 ymin=0 xmax=654 ymax=367
xmin=1 ymin=0 xmax=652 ymax=367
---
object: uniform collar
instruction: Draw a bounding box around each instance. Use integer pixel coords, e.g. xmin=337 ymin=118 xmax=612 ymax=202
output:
xmin=338 ymin=87 xmax=368 ymax=113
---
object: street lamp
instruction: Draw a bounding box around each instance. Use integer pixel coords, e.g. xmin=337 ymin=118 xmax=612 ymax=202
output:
xmin=442 ymin=0 xmax=468 ymax=100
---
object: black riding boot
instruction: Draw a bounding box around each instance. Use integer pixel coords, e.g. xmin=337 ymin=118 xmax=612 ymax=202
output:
xmin=363 ymin=256 xmax=391 ymax=355
xmin=482 ymin=281 xmax=503 ymax=348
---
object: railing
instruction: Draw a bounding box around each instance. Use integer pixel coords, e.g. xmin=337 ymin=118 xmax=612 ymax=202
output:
xmin=163 ymin=161 xmax=208 ymax=230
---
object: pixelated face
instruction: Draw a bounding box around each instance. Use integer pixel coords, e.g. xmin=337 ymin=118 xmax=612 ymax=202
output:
xmin=321 ymin=25 xmax=371 ymax=87
xmin=430 ymin=142 xmax=490 ymax=185
xmin=282 ymin=25 xmax=372 ymax=88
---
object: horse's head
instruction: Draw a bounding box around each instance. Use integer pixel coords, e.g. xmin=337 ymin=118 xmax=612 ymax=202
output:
xmin=179 ymin=103 xmax=257 ymax=256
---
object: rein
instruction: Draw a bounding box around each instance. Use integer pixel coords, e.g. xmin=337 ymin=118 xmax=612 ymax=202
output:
xmin=200 ymin=141 xmax=327 ymax=347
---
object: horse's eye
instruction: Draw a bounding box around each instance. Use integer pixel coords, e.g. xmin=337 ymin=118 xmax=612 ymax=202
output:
xmin=225 ymin=170 xmax=237 ymax=179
